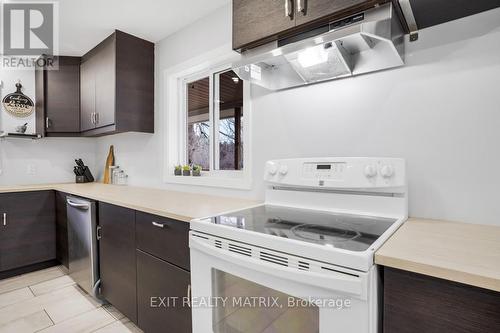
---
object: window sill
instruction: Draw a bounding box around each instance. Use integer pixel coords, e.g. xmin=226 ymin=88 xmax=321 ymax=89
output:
xmin=164 ymin=174 xmax=252 ymax=190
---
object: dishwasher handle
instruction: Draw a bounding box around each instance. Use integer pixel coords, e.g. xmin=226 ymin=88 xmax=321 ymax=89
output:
xmin=67 ymin=199 xmax=90 ymax=210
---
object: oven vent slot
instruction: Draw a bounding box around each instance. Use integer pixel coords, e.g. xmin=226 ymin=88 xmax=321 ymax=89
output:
xmin=192 ymin=233 xmax=209 ymax=240
xmin=298 ymin=261 xmax=310 ymax=271
xmin=228 ymin=243 xmax=252 ymax=257
xmin=260 ymin=251 xmax=289 ymax=267
xmin=214 ymin=240 xmax=222 ymax=248
xmin=321 ymin=266 xmax=359 ymax=278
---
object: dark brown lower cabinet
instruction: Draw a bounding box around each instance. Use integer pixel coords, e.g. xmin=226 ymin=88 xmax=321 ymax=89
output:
xmin=99 ymin=203 xmax=137 ymax=324
xmin=0 ymin=191 xmax=56 ymax=274
xmin=55 ymin=191 xmax=69 ymax=268
xmin=384 ymin=267 xmax=500 ymax=333
xmin=137 ymin=250 xmax=192 ymax=333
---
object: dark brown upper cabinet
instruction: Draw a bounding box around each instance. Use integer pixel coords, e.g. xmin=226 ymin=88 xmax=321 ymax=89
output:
xmin=233 ymin=0 xmax=297 ymax=51
xmin=406 ymin=0 xmax=500 ymax=31
xmin=233 ymin=0 xmax=500 ymax=51
xmin=232 ymin=0 xmax=384 ymax=50
xmin=80 ymin=30 xmax=154 ymax=136
xmin=35 ymin=56 xmax=82 ymax=136
xmin=295 ymin=0 xmax=382 ymax=26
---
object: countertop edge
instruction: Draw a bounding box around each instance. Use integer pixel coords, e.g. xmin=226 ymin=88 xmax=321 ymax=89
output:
xmin=0 ymin=183 xmax=259 ymax=223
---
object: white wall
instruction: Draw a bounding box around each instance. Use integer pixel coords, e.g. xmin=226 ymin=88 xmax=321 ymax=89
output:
xmin=97 ymin=5 xmax=500 ymax=226
xmin=0 ymin=138 xmax=97 ymax=185
xmin=0 ymin=67 xmax=97 ymax=185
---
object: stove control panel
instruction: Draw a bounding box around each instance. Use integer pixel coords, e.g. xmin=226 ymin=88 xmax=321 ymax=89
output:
xmin=264 ymin=157 xmax=406 ymax=192
xmin=302 ymin=162 xmax=347 ymax=180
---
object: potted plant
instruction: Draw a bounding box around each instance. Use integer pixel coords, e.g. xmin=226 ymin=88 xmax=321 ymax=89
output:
xmin=182 ymin=165 xmax=191 ymax=176
xmin=192 ymin=165 xmax=202 ymax=176
xmin=174 ymin=165 xmax=182 ymax=176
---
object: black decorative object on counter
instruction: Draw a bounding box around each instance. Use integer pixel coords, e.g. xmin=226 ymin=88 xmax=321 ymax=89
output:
xmin=73 ymin=158 xmax=95 ymax=183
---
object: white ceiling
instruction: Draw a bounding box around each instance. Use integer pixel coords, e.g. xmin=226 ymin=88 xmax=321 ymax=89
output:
xmin=57 ymin=0 xmax=229 ymax=55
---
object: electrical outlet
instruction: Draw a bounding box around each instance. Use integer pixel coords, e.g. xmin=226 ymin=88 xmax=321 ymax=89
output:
xmin=27 ymin=164 xmax=36 ymax=175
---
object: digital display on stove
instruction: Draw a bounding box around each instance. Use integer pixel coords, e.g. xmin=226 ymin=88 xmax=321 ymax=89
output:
xmin=316 ymin=164 xmax=331 ymax=170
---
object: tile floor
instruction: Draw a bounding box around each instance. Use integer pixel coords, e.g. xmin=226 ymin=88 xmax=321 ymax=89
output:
xmin=0 ymin=266 xmax=142 ymax=333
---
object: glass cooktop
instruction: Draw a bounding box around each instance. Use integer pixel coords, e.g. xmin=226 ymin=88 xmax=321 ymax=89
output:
xmin=209 ymin=205 xmax=397 ymax=252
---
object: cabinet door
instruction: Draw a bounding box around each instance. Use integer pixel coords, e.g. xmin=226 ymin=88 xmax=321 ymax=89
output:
xmin=384 ymin=267 xmax=500 ymax=333
xmin=0 ymin=191 xmax=56 ymax=272
xmin=80 ymin=57 xmax=96 ymax=131
xmin=94 ymin=38 xmax=116 ymax=128
xmin=137 ymin=250 xmax=192 ymax=333
xmin=233 ymin=0 xmax=296 ymax=50
xmin=45 ymin=57 xmax=81 ymax=133
xmin=295 ymin=0 xmax=381 ymax=26
xmin=99 ymin=203 xmax=137 ymax=323
xmin=55 ymin=191 xmax=69 ymax=268
xmin=0 ymin=195 xmax=7 ymax=271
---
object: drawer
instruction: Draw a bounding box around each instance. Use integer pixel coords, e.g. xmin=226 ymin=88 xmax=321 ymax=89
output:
xmin=135 ymin=211 xmax=190 ymax=271
xmin=137 ymin=249 xmax=191 ymax=333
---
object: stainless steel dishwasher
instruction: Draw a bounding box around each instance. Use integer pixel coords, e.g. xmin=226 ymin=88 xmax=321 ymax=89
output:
xmin=66 ymin=196 xmax=100 ymax=297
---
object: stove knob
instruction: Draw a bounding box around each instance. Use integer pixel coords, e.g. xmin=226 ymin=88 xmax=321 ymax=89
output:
xmin=364 ymin=165 xmax=377 ymax=178
xmin=267 ymin=162 xmax=278 ymax=176
xmin=380 ymin=165 xmax=394 ymax=178
xmin=279 ymin=165 xmax=288 ymax=176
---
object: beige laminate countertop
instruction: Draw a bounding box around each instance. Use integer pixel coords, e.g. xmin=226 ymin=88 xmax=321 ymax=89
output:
xmin=376 ymin=218 xmax=500 ymax=292
xmin=0 ymin=183 xmax=260 ymax=222
xmin=2 ymin=184 xmax=499 ymax=292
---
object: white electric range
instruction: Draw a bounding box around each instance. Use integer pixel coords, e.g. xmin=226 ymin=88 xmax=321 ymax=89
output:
xmin=190 ymin=157 xmax=407 ymax=333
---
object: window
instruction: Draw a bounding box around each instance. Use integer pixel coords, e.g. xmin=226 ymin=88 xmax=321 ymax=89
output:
xmin=184 ymin=69 xmax=244 ymax=172
xmin=163 ymin=48 xmax=252 ymax=190
xmin=186 ymin=77 xmax=210 ymax=170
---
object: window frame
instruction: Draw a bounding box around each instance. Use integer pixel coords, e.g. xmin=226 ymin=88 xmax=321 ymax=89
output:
xmin=163 ymin=47 xmax=252 ymax=190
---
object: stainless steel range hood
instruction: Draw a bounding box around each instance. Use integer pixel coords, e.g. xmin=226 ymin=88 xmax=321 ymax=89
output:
xmin=233 ymin=3 xmax=405 ymax=90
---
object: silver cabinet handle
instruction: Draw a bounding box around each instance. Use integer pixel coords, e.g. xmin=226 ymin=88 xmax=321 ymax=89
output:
xmin=2 ymin=213 xmax=6 ymax=226
xmin=297 ymin=0 xmax=306 ymax=15
xmin=186 ymin=284 xmax=191 ymax=306
xmin=152 ymin=221 xmax=164 ymax=228
xmin=45 ymin=117 xmax=50 ymax=129
xmin=67 ymin=199 xmax=90 ymax=210
xmin=95 ymin=112 xmax=99 ymax=125
xmin=96 ymin=225 xmax=102 ymax=240
xmin=91 ymin=112 xmax=95 ymax=125
xmin=285 ymin=0 xmax=293 ymax=19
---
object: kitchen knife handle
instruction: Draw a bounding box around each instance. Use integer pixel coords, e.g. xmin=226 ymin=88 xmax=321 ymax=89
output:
xmin=285 ymin=0 xmax=293 ymax=19
xmin=297 ymin=0 xmax=306 ymax=15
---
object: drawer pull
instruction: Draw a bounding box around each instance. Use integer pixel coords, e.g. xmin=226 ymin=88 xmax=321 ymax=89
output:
xmin=285 ymin=0 xmax=293 ymax=19
xmin=297 ymin=0 xmax=306 ymax=15
xmin=152 ymin=221 xmax=165 ymax=228
xmin=2 ymin=213 xmax=6 ymax=226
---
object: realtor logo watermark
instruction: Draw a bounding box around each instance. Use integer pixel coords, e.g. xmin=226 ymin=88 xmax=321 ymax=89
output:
xmin=1 ymin=1 xmax=59 ymax=69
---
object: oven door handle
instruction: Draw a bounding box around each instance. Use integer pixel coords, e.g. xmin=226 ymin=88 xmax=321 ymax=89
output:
xmin=190 ymin=236 xmax=365 ymax=298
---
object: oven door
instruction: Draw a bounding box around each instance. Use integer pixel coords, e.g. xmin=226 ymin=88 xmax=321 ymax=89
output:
xmin=190 ymin=231 xmax=379 ymax=333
